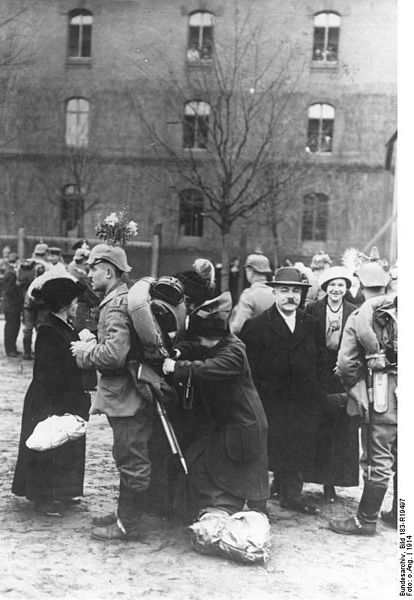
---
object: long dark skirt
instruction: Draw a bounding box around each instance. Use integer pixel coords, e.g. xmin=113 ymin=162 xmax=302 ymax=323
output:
xmin=304 ymin=405 xmax=360 ymax=487
xmin=12 ymin=437 xmax=87 ymax=502
xmin=12 ymin=381 xmax=89 ymax=503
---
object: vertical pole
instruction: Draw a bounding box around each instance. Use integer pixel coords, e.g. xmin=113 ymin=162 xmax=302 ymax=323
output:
xmin=150 ymin=223 xmax=162 ymax=278
xmin=389 ymin=162 xmax=397 ymax=264
xmin=17 ymin=227 xmax=25 ymax=259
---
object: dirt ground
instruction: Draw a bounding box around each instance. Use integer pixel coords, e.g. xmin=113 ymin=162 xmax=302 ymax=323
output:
xmin=0 ymin=318 xmax=398 ymax=600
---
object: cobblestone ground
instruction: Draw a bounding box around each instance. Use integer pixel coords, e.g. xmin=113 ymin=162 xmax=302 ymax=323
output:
xmin=0 ymin=318 xmax=398 ymax=600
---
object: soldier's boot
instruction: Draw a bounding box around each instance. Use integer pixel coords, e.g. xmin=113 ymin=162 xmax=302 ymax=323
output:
xmin=91 ymin=487 xmax=146 ymax=541
xmin=381 ymin=473 xmax=397 ymax=529
xmin=329 ymin=483 xmax=387 ymax=536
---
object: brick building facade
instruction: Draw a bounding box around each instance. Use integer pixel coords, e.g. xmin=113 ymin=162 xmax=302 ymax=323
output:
xmin=0 ymin=0 xmax=397 ymax=275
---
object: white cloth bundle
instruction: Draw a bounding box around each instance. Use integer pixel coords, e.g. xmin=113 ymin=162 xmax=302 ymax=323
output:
xmin=190 ymin=510 xmax=271 ymax=564
xmin=26 ymin=413 xmax=87 ymax=451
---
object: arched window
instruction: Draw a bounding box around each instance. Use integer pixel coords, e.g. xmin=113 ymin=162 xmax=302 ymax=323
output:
xmin=68 ymin=10 xmax=92 ymax=58
xmin=301 ymin=193 xmax=329 ymax=241
xmin=306 ymin=103 xmax=335 ymax=153
xmin=179 ymin=189 xmax=204 ymax=237
xmin=65 ymin=98 xmax=90 ymax=147
xmin=183 ymin=101 xmax=211 ymax=149
xmin=61 ymin=184 xmax=85 ymax=236
xmin=312 ymin=12 xmax=340 ymax=62
xmin=187 ymin=11 xmax=214 ymax=61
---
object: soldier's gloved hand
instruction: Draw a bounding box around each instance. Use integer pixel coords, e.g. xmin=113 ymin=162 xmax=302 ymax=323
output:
xmin=163 ymin=358 xmax=176 ymax=374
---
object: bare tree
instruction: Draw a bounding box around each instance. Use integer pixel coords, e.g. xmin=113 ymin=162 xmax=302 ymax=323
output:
xmin=127 ymin=1 xmax=311 ymax=289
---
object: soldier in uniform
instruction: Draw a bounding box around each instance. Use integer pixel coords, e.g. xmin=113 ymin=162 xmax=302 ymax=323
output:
xmin=71 ymin=243 xmax=153 ymax=541
xmin=229 ymin=253 xmax=274 ymax=336
xmin=329 ymin=258 xmax=396 ymax=535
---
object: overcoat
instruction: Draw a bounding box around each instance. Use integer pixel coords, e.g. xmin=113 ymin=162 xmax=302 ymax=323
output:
xmin=12 ymin=314 xmax=90 ymax=501
xmin=303 ymin=297 xmax=360 ymax=486
xmin=239 ymin=304 xmax=328 ymax=473
xmin=173 ymin=334 xmax=269 ymax=501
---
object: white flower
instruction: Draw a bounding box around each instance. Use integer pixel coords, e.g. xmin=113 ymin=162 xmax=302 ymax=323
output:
xmin=126 ymin=221 xmax=138 ymax=236
xmin=104 ymin=212 xmax=119 ymax=226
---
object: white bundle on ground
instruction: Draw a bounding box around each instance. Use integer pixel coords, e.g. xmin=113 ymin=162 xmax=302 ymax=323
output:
xmin=26 ymin=414 xmax=87 ymax=451
xmin=190 ymin=510 xmax=271 ymax=564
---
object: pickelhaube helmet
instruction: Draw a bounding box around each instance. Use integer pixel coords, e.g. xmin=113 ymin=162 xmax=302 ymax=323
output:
xmin=87 ymin=243 xmax=131 ymax=273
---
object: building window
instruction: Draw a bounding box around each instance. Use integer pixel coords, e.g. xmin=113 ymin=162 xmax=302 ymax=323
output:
xmin=306 ymin=103 xmax=334 ymax=153
xmin=301 ymin=193 xmax=329 ymax=241
xmin=183 ymin=101 xmax=210 ymax=149
xmin=187 ymin=12 xmax=214 ymax=61
xmin=65 ymin=98 xmax=90 ymax=147
xmin=68 ymin=10 xmax=92 ymax=58
xmin=61 ymin=184 xmax=85 ymax=236
xmin=179 ymin=189 xmax=204 ymax=236
xmin=312 ymin=12 xmax=340 ymax=62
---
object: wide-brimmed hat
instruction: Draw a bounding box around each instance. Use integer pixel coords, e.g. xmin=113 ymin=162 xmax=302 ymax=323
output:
xmin=187 ymin=292 xmax=232 ymax=338
xmin=244 ymin=253 xmax=272 ymax=274
xmin=32 ymin=277 xmax=85 ymax=308
xmin=266 ymin=267 xmax=310 ymax=288
xmin=87 ymin=243 xmax=131 ymax=273
xmin=319 ymin=266 xmax=352 ymax=291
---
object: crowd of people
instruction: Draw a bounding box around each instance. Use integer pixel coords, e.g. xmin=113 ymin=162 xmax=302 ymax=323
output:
xmin=0 ymin=239 xmax=398 ymax=559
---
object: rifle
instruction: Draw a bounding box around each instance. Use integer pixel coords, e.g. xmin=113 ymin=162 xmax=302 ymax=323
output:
xmin=154 ymin=395 xmax=188 ymax=476
xmin=136 ymin=363 xmax=188 ymax=476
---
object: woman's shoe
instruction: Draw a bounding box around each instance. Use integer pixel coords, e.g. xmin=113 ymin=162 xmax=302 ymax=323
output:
xmin=323 ymin=485 xmax=337 ymax=504
xmin=35 ymin=501 xmax=65 ymax=517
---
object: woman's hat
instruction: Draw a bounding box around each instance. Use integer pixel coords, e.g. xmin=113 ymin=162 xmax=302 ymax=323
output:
xmin=266 ymin=267 xmax=311 ymax=288
xmin=33 ymin=277 xmax=86 ymax=307
xmin=319 ymin=266 xmax=352 ymax=291
xmin=187 ymin=292 xmax=232 ymax=338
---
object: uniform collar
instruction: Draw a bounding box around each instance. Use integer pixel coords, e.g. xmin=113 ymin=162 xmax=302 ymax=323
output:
xmin=99 ymin=281 xmax=128 ymax=308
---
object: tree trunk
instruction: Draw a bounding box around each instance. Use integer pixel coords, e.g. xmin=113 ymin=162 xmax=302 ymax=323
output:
xmin=220 ymin=232 xmax=231 ymax=292
xmin=271 ymin=225 xmax=280 ymax=270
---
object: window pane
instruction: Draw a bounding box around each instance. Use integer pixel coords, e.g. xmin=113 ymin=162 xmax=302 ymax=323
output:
xmin=313 ymin=27 xmax=325 ymax=60
xmin=314 ymin=13 xmax=329 ymax=27
xmin=68 ymin=24 xmax=79 ymax=56
xmin=81 ymin=24 xmax=92 ymax=57
xmin=197 ymin=116 xmax=208 ymax=148
xmin=188 ymin=26 xmax=200 ymax=50
xmin=183 ymin=116 xmax=195 ymax=148
xmin=179 ymin=190 xmax=203 ymax=236
xmin=321 ymin=119 xmax=333 ymax=152
xmin=327 ymin=13 xmax=341 ymax=27
xmin=306 ymin=119 xmax=319 ymax=152
xmin=189 ymin=12 xmax=214 ymax=26
xmin=201 ymin=27 xmax=213 ymax=58
xmin=327 ymin=27 xmax=339 ymax=61
xmin=302 ymin=194 xmax=328 ymax=241
xmin=321 ymin=104 xmax=335 ymax=119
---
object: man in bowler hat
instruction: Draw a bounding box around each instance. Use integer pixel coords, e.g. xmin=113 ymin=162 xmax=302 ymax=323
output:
xmin=240 ymin=267 xmax=327 ymax=514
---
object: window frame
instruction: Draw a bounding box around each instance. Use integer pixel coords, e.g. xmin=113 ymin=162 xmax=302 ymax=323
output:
xmin=65 ymin=97 xmax=90 ymax=148
xmin=312 ymin=11 xmax=340 ymax=64
xmin=179 ymin=189 xmax=204 ymax=237
xmin=60 ymin=183 xmax=85 ymax=236
xmin=306 ymin=103 xmax=335 ymax=154
xmin=183 ymin=101 xmax=211 ymax=150
xmin=301 ymin=192 xmax=329 ymax=242
xmin=187 ymin=11 xmax=214 ymax=63
xmin=68 ymin=9 xmax=93 ymax=60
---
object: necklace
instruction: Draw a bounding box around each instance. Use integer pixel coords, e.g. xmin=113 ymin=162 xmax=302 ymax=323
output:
xmin=327 ymin=301 xmax=343 ymax=314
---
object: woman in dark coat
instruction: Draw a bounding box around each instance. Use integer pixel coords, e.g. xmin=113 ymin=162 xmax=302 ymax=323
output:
xmin=12 ymin=277 xmax=90 ymax=517
xmin=162 ymin=292 xmax=269 ymax=521
xmin=304 ymin=266 xmax=360 ymax=502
